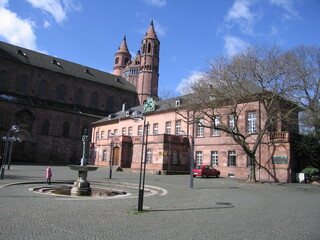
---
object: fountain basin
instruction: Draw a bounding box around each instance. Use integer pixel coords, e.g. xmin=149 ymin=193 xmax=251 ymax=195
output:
xmin=68 ymin=165 xmax=98 ymax=171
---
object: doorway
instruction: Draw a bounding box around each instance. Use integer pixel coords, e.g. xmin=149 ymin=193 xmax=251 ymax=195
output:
xmin=112 ymin=147 xmax=120 ymax=166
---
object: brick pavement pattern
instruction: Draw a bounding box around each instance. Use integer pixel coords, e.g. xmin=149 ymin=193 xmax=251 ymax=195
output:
xmin=0 ymin=165 xmax=319 ymax=240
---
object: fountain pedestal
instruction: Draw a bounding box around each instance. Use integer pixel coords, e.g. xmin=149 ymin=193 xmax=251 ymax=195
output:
xmin=68 ymin=131 xmax=98 ymax=196
xmin=69 ymin=165 xmax=98 ymax=196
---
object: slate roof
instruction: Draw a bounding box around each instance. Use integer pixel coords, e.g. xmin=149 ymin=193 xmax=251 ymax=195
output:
xmin=0 ymin=41 xmax=137 ymax=93
xmin=0 ymin=92 xmax=107 ymax=118
xmin=92 ymin=96 xmax=185 ymax=125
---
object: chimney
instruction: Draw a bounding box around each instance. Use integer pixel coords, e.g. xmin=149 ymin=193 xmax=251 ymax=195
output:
xmin=122 ymin=103 xmax=126 ymax=112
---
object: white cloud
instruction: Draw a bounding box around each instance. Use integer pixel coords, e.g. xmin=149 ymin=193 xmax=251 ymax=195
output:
xmin=224 ymin=35 xmax=249 ymax=58
xmin=0 ymin=5 xmax=37 ymax=49
xmin=225 ymin=0 xmax=258 ymax=35
xmin=269 ymin=0 xmax=299 ymax=20
xmin=143 ymin=0 xmax=166 ymax=7
xmin=153 ymin=19 xmax=166 ymax=36
xmin=43 ymin=20 xmax=51 ymax=28
xmin=26 ymin=0 xmax=67 ymax=23
xmin=26 ymin=0 xmax=81 ymax=24
xmin=176 ymin=71 xmax=205 ymax=94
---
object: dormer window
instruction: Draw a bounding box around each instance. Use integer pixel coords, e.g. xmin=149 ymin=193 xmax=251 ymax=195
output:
xmin=175 ymin=99 xmax=181 ymax=107
xmin=17 ymin=49 xmax=27 ymax=57
xmin=52 ymin=59 xmax=61 ymax=67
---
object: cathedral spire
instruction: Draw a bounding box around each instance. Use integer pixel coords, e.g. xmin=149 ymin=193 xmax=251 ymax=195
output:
xmin=145 ymin=20 xmax=158 ymax=39
xmin=117 ymin=35 xmax=130 ymax=54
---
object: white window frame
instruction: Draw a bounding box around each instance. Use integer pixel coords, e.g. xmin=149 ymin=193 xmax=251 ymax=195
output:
xmin=102 ymin=150 xmax=107 ymax=162
xmin=138 ymin=125 xmax=142 ymax=136
xmin=212 ymin=117 xmax=220 ymax=136
xmin=146 ymin=149 xmax=152 ymax=163
xmin=247 ymin=112 xmax=257 ymax=134
xmin=211 ymin=151 xmax=218 ymax=166
xmin=228 ymin=150 xmax=236 ymax=167
xmin=197 ymin=118 xmax=204 ymax=137
xmin=122 ymin=127 xmax=126 ymax=136
xmin=165 ymin=121 xmax=171 ymax=134
xmin=128 ymin=126 xmax=133 ymax=136
xmin=175 ymin=120 xmax=181 ymax=135
xmin=196 ymin=151 xmax=203 ymax=165
xmin=153 ymin=123 xmax=158 ymax=135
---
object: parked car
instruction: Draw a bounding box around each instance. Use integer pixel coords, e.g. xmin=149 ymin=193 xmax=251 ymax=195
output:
xmin=193 ymin=165 xmax=220 ymax=178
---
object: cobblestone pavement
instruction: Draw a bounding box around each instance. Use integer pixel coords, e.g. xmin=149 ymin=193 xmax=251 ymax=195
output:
xmin=0 ymin=164 xmax=319 ymax=240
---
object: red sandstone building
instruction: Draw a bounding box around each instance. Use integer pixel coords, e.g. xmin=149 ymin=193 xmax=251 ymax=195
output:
xmin=0 ymin=22 xmax=159 ymax=164
xmin=90 ymin=95 xmax=299 ymax=183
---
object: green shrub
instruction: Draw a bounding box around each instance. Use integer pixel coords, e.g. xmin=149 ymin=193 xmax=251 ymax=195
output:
xmin=302 ymin=167 xmax=319 ymax=178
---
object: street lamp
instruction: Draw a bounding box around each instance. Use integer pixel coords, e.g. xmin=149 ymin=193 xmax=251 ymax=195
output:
xmin=1 ymin=125 xmax=20 ymax=179
xmin=179 ymin=130 xmax=195 ymax=189
xmin=131 ymin=110 xmax=149 ymax=211
xmin=108 ymin=133 xmax=115 ymax=179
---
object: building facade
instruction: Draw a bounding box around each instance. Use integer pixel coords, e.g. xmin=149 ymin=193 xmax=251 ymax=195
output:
xmin=90 ymin=97 xmax=299 ymax=183
xmin=0 ymin=22 xmax=159 ymax=164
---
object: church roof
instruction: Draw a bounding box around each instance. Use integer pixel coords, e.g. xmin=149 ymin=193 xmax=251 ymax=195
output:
xmin=116 ymin=35 xmax=130 ymax=54
xmin=144 ymin=20 xmax=158 ymax=40
xmin=0 ymin=41 xmax=136 ymax=93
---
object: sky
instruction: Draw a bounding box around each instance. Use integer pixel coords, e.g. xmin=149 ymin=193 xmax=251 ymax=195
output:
xmin=0 ymin=0 xmax=319 ymax=97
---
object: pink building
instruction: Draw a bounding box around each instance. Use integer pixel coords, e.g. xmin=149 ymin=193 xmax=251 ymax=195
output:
xmin=90 ymin=96 xmax=299 ymax=183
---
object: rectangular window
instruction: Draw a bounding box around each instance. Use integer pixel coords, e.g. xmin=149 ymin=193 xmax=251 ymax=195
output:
xmin=101 ymin=131 xmax=104 ymax=139
xmin=153 ymin=123 xmax=158 ymax=134
xmin=95 ymin=131 xmax=99 ymax=142
xmin=196 ymin=151 xmax=203 ymax=165
xmin=102 ymin=150 xmax=107 ymax=162
xmin=247 ymin=112 xmax=257 ymax=134
xmin=107 ymin=130 xmax=111 ymax=138
xmin=211 ymin=151 xmax=218 ymax=166
xmin=146 ymin=149 xmax=152 ymax=163
xmin=114 ymin=129 xmax=118 ymax=136
xmin=122 ymin=127 xmax=126 ymax=136
xmin=229 ymin=115 xmax=236 ymax=131
xmin=146 ymin=124 xmax=150 ymax=135
xmin=175 ymin=120 xmax=181 ymax=135
xmin=197 ymin=118 xmax=204 ymax=137
xmin=138 ymin=125 xmax=142 ymax=136
xmin=228 ymin=150 xmax=236 ymax=167
xmin=128 ymin=127 xmax=132 ymax=136
xmin=165 ymin=121 xmax=171 ymax=134
xmin=212 ymin=117 xmax=220 ymax=136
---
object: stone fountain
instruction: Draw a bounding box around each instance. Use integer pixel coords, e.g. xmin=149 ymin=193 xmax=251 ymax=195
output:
xmin=69 ymin=132 xmax=98 ymax=196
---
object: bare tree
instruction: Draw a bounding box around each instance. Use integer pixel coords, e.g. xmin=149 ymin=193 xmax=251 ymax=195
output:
xmin=176 ymin=46 xmax=300 ymax=182
xmin=284 ymin=46 xmax=320 ymax=134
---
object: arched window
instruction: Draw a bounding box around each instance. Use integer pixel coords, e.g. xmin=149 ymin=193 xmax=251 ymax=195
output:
xmin=124 ymin=57 xmax=129 ymax=65
xmin=57 ymin=84 xmax=66 ymax=101
xmin=75 ymin=88 xmax=84 ymax=105
xmin=115 ymin=57 xmax=119 ymax=65
xmin=62 ymin=121 xmax=70 ymax=138
xmin=148 ymin=43 xmax=151 ymax=53
xmin=0 ymin=111 xmax=4 ymax=129
xmin=41 ymin=119 xmax=50 ymax=135
xmin=17 ymin=75 xmax=28 ymax=94
xmin=90 ymin=92 xmax=99 ymax=108
xmin=106 ymin=96 xmax=113 ymax=111
xmin=39 ymin=80 xmax=47 ymax=98
xmin=0 ymin=71 xmax=7 ymax=91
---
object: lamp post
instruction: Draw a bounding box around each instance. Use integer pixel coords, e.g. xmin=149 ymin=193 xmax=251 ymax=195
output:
xmin=131 ymin=110 xmax=149 ymax=211
xmin=108 ymin=133 xmax=115 ymax=179
xmin=180 ymin=129 xmax=195 ymax=189
xmin=1 ymin=125 xmax=20 ymax=179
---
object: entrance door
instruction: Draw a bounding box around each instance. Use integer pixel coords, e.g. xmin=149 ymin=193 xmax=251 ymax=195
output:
xmin=113 ymin=147 xmax=120 ymax=166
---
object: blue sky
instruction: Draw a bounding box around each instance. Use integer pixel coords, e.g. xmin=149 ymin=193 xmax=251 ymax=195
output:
xmin=0 ymin=0 xmax=319 ymax=96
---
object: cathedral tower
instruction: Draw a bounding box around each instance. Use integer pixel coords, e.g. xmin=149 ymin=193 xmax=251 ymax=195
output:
xmin=137 ymin=20 xmax=160 ymax=104
xmin=113 ymin=36 xmax=131 ymax=76
xmin=112 ymin=21 xmax=160 ymax=105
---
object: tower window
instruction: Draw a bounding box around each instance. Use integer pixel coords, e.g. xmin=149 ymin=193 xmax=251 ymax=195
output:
xmin=115 ymin=57 xmax=119 ymax=65
xmin=148 ymin=43 xmax=151 ymax=53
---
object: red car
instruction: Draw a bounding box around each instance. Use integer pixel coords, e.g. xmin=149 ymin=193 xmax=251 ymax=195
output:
xmin=193 ymin=165 xmax=220 ymax=178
